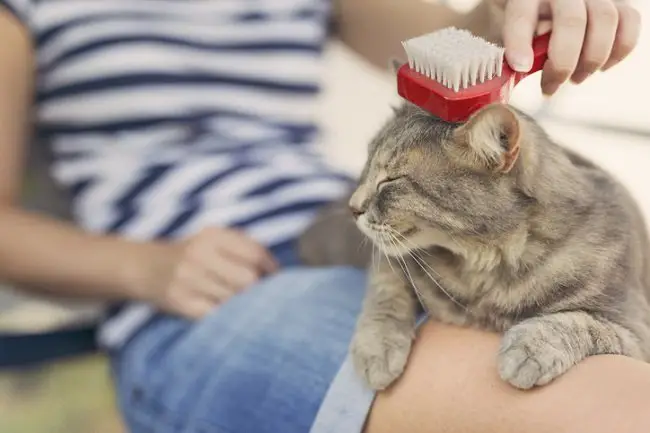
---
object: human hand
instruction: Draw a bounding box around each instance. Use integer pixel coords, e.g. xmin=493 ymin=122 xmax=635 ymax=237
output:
xmin=489 ymin=0 xmax=641 ymax=95
xmin=132 ymin=227 xmax=278 ymax=319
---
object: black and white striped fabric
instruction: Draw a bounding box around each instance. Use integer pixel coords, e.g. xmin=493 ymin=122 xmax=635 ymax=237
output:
xmin=2 ymin=0 xmax=352 ymax=348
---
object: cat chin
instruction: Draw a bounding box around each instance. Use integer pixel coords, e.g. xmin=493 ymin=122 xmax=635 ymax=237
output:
xmin=410 ymin=228 xmax=463 ymax=253
xmin=374 ymin=241 xmax=413 ymax=257
xmin=355 ymin=219 xmax=413 ymax=256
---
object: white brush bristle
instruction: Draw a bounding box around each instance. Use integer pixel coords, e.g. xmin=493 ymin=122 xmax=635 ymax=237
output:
xmin=401 ymin=27 xmax=505 ymax=92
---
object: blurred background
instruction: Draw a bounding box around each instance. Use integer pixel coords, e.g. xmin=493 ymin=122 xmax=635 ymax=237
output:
xmin=1 ymin=1 xmax=649 ymax=432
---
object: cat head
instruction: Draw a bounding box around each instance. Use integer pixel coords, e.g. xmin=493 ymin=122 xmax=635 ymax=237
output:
xmin=349 ymin=102 xmax=546 ymax=257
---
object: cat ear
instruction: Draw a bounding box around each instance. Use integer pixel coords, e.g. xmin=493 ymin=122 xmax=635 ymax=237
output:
xmin=388 ymin=57 xmax=405 ymax=75
xmin=453 ymin=104 xmax=522 ymax=174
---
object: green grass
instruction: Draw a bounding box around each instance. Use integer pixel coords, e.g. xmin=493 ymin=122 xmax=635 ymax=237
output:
xmin=0 ymin=355 xmax=124 ymax=433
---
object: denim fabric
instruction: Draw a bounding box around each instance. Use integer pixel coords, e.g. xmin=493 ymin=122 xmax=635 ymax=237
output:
xmin=110 ymin=266 xmax=376 ymax=433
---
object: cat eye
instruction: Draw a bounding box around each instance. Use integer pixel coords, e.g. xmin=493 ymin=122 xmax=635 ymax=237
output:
xmin=377 ymin=176 xmax=405 ymax=190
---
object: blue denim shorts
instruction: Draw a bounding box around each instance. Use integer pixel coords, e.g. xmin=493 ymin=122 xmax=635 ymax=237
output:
xmin=110 ymin=243 xmax=377 ymax=433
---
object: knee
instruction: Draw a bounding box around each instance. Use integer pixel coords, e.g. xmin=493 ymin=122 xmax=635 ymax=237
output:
xmin=365 ymin=322 xmax=650 ymax=433
xmin=365 ymin=322 xmax=502 ymax=433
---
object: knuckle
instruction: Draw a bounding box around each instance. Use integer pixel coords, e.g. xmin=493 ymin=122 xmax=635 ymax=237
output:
xmin=592 ymin=1 xmax=618 ymax=25
xmin=199 ymin=226 xmax=219 ymax=235
xmin=197 ymin=226 xmax=223 ymax=242
xmin=557 ymin=13 xmax=586 ymax=30
xmin=250 ymin=247 xmax=269 ymax=264
xmin=239 ymin=268 xmax=259 ymax=286
xmin=173 ymin=261 xmax=193 ymax=281
xmin=621 ymin=4 xmax=642 ymax=25
xmin=184 ymin=240 xmax=204 ymax=260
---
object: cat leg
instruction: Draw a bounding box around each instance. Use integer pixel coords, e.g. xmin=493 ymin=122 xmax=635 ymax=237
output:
xmin=498 ymin=311 xmax=644 ymax=390
xmin=350 ymin=256 xmax=418 ymax=390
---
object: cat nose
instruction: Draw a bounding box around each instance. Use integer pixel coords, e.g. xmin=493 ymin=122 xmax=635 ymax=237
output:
xmin=349 ymin=204 xmax=364 ymax=219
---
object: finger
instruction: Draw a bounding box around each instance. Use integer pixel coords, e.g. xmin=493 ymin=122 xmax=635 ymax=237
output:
xmin=217 ymin=260 xmax=262 ymax=291
xmin=602 ymin=2 xmax=642 ymax=71
xmin=541 ymin=0 xmax=588 ymax=95
xmin=571 ymin=0 xmax=618 ymax=83
xmin=196 ymin=227 xmax=279 ymax=273
xmin=503 ymin=0 xmax=542 ymax=72
xmin=214 ymin=229 xmax=279 ymax=273
xmin=192 ymin=253 xmax=262 ymax=291
xmin=176 ymin=261 xmax=233 ymax=302
xmin=535 ymin=19 xmax=553 ymax=36
xmin=176 ymin=295 xmax=216 ymax=320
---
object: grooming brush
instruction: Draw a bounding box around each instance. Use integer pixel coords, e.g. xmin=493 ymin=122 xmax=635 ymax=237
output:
xmin=398 ymin=27 xmax=551 ymax=122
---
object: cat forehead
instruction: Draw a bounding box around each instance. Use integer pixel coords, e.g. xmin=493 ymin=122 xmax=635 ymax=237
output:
xmin=388 ymin=106 xmax=458 ymax=145
xmin=370 ymin=107 xmax=457 ymax=166
xmin=370 ymin=136 xmax=446 ymax=175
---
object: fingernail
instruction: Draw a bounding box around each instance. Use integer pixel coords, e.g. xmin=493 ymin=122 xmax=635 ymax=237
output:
xmin=601 ymin=60 xmax=616 ymax=72
xmin=540 ymin=77 xmax=557 ymax=96
xmin=507 ymin=52 xmax=533 ymax=72
xmin=571 ymin=71 xmax=592 ymax=85
xmin=541 ymin=85 xmax=555 ymax=96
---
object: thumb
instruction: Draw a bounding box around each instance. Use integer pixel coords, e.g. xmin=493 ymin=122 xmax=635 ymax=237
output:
xmin=177 ymin=294 xmax=216 ymax=320
xmin=503 ymin=0 xmax=541 ymax=72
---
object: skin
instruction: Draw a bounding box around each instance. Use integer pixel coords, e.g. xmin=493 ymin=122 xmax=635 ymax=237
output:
xmin=340 ymin=0 xmax=642 ymax=95
xmin=334 ymin=0 xmax=494 ymax=70
xmin=0 ymin=11 xmax=278 ymax=320
xmin=492 ymin=0 xmax=642 ymax=93
xmin=366 ymin=322 xmax=650 ymax=433
xmin=0 ymin=1 xmax=645 ymax=431
xmin=0 ymin=0 xmax=640 ymax=318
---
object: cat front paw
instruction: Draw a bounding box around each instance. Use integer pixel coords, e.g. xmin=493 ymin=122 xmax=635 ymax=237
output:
xmin=350 ymin=324 xmax=413 ymax=390
xmin=497 ymin=323 xmax=573 ymax=390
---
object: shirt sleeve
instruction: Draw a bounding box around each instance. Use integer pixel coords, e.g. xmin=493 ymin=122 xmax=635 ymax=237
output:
xmin=0 ymin=0 xmax=32 ymax=27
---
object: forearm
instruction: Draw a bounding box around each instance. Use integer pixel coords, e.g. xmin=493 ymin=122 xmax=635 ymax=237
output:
xmin=0 ymin=206 xmax=156 ymax=301
xmin=0 ymin=12 xmax=154 ymax=301
xmin=335 ymin=0 xmax=497 ymax=69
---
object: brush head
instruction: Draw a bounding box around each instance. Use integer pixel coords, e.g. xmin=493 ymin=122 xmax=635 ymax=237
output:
xmin=397 ymin=29 xmax=550 ymax=122
xmin=401 ymin=27 xmax=505 ymax=92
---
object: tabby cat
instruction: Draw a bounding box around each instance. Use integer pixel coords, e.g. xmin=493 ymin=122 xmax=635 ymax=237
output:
xmin=298 ymin=102 xmax=650 ymax=391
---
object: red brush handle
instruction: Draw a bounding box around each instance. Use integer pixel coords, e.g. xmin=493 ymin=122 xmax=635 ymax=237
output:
xmin=396 ymin=32 xmax=551 ymax=123
xmin=513 ymin=32 xmax=551 ymax=85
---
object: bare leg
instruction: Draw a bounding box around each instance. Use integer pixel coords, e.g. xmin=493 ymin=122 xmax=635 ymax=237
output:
xmin=366 ymin=322 xmax=650 ymax=433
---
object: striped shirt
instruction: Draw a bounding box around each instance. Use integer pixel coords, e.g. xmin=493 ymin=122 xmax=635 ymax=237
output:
xmin=2 ymin=0 xmax=352 ymax=348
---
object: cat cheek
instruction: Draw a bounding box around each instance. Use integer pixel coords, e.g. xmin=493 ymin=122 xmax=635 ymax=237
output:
xmin=374 ymin=191 xmax=393 ymax=217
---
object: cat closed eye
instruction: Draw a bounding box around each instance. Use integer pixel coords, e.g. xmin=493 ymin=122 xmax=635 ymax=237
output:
xmin=377 ymin=176 xmax=405 ymax=190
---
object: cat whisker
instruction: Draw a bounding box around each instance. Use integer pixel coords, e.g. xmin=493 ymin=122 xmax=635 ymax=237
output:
xmin=413 ymin=255 xmax=469 ymax=312
xmin=371 ymin=243 xmax=380 ymax=271
xmin=357 ymin=236 xmax=369 ymax=254
xmin=388 ymin=229 xmax=468 ymax=312
xmin=388 ymin=228 xmax=432 ymax=257
xmin=385 ymin=233 xmax=430 ymax=314
xmin=378 ymin=233 xmax=401 ymax=277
